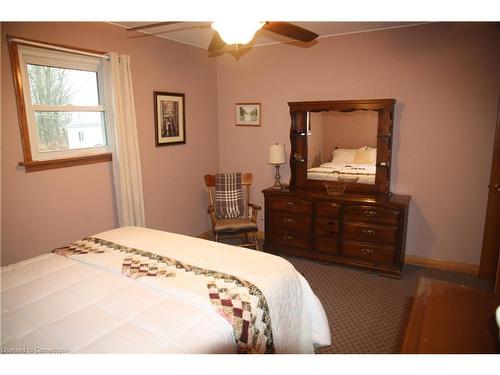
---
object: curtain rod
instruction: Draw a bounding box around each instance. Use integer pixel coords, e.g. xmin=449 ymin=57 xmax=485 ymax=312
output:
xmin=8 ymin=37 xmax=110 ymax=60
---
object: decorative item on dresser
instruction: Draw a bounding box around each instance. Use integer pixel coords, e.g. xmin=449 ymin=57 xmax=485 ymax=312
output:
xmin=262 ymin=99 xmax=411 ymax=278
xmin=268 ymin=143 xmax=286 ymax=189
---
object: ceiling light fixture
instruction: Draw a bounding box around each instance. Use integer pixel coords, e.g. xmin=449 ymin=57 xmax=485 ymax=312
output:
xmin=211 ymin=20 xmax=265 ymax=46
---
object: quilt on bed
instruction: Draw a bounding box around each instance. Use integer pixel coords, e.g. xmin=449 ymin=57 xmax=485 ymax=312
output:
xmin=53 ymin=236 xmax=274 ymax=353
xmin=2 ymin=226 xmax=331 ymax=354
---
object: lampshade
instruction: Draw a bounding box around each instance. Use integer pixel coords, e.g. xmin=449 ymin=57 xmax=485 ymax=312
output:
xmin=211 ymin=20 xmax=264 ymax=46
xmin=269 ymin=143 xmax=286 ymax=165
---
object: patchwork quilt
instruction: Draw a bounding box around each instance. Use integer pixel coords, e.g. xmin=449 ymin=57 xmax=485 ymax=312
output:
xmin=53 ymin=237 xmax=274 ymax=353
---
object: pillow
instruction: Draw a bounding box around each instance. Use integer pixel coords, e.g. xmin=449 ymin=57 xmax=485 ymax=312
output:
xmin=331 ymin=148 xmax=357 ymax=164
xmin=354 ymin=147 xmax=377 ymax=164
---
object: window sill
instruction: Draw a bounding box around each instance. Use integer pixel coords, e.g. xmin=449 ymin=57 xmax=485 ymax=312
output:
xmin=19 ymin=153 xmax=112 ymax=172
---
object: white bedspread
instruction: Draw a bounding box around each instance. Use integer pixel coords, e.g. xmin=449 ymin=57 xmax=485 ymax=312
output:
xmin=1 ymin=226 xmax=330 ymax=354
xmin=307 ymin=162 xmax=376 ymax=185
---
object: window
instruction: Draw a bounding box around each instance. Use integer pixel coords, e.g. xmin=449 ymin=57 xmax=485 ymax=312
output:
xmin=9 ymin=39 xmax=112 ymax=171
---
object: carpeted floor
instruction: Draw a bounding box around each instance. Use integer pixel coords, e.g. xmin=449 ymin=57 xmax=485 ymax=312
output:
xmin=284 ymin=256 xmax=492 ymax=354
xmin=211 ymin=236 xmax=492 ymax=353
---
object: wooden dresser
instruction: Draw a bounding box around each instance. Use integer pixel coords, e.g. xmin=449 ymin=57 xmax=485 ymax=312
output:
xmin=263 ymin=187 xmax=411 ymax=277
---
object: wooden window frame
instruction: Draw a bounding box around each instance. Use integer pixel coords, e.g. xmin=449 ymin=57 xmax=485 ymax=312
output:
xmin=8 ymin=36 xmax=113 ymax=172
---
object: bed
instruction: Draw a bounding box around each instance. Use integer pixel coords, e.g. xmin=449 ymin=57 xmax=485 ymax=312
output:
xmin=1 ymin=226 xmax=330 ymax=354
xmin=307 ymin=146 xmax=377 ymax=185
xmin=307 ymin=162 xmax=376 ymax=184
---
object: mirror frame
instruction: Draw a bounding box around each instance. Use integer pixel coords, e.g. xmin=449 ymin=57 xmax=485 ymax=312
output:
xmin=288 ymin=99 xmax=395 ymax=196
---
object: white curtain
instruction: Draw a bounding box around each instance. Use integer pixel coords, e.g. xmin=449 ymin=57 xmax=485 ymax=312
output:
xmin=105 ymin=53 xmax=146 ymax=227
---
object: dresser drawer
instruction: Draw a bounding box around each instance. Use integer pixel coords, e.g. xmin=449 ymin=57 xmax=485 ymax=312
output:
xmin=268 ymin=230 xmax=310 ymax=249
xmin=315 ymin=218 xmax=340 ymax=237
xmin=269 ymin=196 xmax=312 ymax=214
xmin=343 ymin=222 xmax=398 ymax=245
xmin=315 ymin=237 xmax=339 ymax=254
xmin=316 ymin=202 xmax=341 ymax=218
xmin=344 ymin=205 xmax=400 ymax=225
xmin=342 ymin=241 xmax=395 ymax=264
xmin=269 ymin=211 xmax=311 ymax=233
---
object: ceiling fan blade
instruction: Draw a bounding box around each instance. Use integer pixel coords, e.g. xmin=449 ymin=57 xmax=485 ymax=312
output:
xmin=263 ymin=22 xmax=318 ymax=42
xmin=126 ymin=22 xmax=181 ymax=31
xmin=208 ymin=32 xmax=226 ymax=52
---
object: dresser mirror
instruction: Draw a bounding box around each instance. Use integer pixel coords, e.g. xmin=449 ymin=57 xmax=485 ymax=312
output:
xmin=288 ymin=99 xmax=396 ymax=195
xmin=307 ymin=110 xmax=378 ymax=185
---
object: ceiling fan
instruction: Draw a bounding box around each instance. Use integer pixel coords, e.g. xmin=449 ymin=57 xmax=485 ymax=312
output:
xmin=126 ymin=21 xmax=319 ymax=52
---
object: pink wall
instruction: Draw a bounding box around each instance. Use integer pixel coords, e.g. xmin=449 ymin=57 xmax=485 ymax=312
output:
xmin=1 ymin=22 xmax=219 ymax=265
xmin=323 ymin=111 xmax=378 ymax=149
xmin=216 ymin=23 xmax=500 ymax=265
xmin=2 ymin=22 xmax=499 ymax=267
xmin=310 ymin=111 xmax=378 ymax=165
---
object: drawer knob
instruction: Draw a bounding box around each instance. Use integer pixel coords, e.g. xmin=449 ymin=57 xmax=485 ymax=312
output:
xmin=362 ymin=228 xmax=376 ymax=235
xmin=283 ymin=218 xmax=294 ymax=224
xmin=282 ymin=235 xmax=293 ymax=240
xmin=286 ymin=201 xmax=295 ymax=207
xmin=361 ymin=248 xmax=374 ymax=255
xmin=363 ymin=209 xmax=377 ymax=217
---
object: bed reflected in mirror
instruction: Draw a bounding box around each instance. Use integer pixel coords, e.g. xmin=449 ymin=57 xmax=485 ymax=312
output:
xmin=307 ymin=110 xmax=378 ymax=185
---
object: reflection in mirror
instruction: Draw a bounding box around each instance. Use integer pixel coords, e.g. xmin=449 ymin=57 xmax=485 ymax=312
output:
xmin=307 ymin=110 xmax=378 ymax=185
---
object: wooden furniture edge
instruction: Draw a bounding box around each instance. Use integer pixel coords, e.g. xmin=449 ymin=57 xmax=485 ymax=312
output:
xmin=401 ymin=277 xmax=500 ymax=353
xmin=19 ymin=153 xmax=112 ymax=172
xmin=198 ymin=230 xmax=265 ymax=241
xmin=288 ymin=98 xmax=396 ymax=111
xmin=405 ymin=254 xmax=479 ymax=276
xmin=400 ymin=277 xmax=432 ymax=353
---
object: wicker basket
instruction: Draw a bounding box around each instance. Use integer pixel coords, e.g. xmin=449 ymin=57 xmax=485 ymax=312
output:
xmin=324 ymin=173 xmax=359 ymax=195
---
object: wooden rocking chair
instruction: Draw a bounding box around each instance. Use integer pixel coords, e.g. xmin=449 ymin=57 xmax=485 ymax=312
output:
xmin=204 ymin=173 xmax=261 ymax=250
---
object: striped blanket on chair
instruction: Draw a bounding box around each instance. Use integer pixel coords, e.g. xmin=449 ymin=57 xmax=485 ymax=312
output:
xmin=215 ymin=173 xmax=245 ymax=219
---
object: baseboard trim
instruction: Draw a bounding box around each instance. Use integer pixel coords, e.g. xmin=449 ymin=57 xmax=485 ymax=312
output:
xmin=405 ymin=255 xmax=479 ymax=276
xmin=197 ymin=231 xmax=478 ymax=276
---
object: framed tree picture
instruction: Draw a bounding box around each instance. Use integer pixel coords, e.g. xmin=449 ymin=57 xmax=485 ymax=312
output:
xmin=235 ymin=103 xmax=261 ymax=126
xmin=154 ymin=91 xmax=186 ymax=146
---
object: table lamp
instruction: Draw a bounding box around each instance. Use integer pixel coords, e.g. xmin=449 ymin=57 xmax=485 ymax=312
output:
xmin=269 ymin=143 xmax=286 ymax=189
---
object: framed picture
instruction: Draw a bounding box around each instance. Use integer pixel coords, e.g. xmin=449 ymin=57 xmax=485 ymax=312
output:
xmin=154 ymin=91 xmax=186 ymax=146
xmin=235 ymin=103 xmax=261 ymax=126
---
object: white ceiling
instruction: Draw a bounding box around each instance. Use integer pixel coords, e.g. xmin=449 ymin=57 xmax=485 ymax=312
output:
xmin=111 ymin=22 xmax=427 ymax=50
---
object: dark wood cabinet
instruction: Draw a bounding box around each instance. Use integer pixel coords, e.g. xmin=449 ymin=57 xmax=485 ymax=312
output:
xmin=263 ymin=187 xmax=411 ymax=277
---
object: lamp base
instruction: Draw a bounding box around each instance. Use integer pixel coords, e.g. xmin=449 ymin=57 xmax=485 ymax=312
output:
xmin=272 ymin=165 xmax=283 ymax=189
